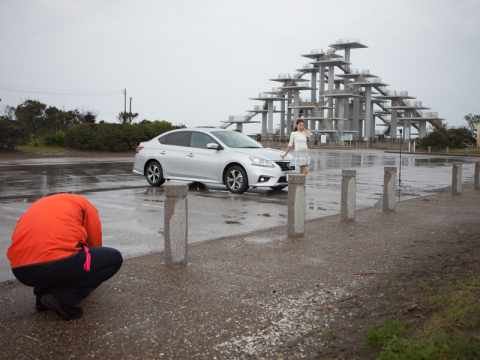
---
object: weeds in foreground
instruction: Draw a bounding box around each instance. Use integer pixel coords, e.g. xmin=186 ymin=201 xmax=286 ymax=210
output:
xmin=323 ymin=330 xmax=335 ymax=340
xmin=363 ymin=318 xmax=414 ymax=348
xmin=363 ymin=275 xmax=480 ymax=359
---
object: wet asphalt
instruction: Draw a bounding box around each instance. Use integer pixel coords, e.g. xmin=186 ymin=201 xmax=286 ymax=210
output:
xmin=0 ymin=149 xmax=477 ymax=282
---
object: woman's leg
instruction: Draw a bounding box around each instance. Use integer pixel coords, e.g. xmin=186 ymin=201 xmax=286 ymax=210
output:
xmin=300 ymin=166 xmax=309 ymax=175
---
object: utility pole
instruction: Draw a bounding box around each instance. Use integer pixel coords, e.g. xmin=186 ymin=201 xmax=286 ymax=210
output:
xmin=124 ymin=88 xmax=126 ymax=114
xmin=129 ymin=97 xmax=132 ymax=113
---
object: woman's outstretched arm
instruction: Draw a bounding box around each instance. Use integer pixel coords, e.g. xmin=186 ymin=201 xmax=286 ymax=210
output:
xmin=281 ymin=145 xmax=292 ymax=158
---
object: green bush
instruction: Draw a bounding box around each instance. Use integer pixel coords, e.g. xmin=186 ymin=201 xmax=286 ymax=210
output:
xmin=0 ymin=119 xmax=30 ymax=150
xmin=65 ymin=122 xmax=176 ymax=152
xmin=419 ymin=128 xmax=475 ymax=150
xmin=419 ymin=131 xmax=449 ymax=150
xmin=32 ymin=139 xmax=39 ymax=147
xmin=43 ymin=134 xmax=57 ymax=146
xmin=55 ymin=130 xmax=66 ymax=147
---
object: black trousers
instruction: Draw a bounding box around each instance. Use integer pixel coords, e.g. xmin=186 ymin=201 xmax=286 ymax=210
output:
xmin=12 ymin=247 xmax=123 ymax=308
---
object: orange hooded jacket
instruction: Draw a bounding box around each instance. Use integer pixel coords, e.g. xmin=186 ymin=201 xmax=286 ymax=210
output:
xmin=7 ymin=194 xmax=102 ymax=269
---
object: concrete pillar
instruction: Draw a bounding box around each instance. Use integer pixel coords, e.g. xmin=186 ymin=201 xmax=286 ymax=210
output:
xmin=319 ymin=67 xmax=325 ymax=97
xmin=403 ymin=119 xmax=411 ymax=143
xmin=328 ymin=67 xmax=334 ymax=118
xmin=293 ymin=90 xmax=300 ymax=123
xmin=428 ymin=146 xmax=431 ymax=153
xmin=474 ymin=162 xmax=480 ymax=189
xmin=419 ymin=121 xmax=427 ymax=138
xmin=465 ymin=148 xmax=468 ymax=156
xmin=341 ymin=170 xmax=356 ymax=221
xmin=446 ymin=147 xmax=449 ymax=154
xmin=383 ymin=167 xmax=397 ymax=211
xmin=287 ymin=174 xmax=306 ymax=237
xmin=164 ymin=184 xmax=188 ymax=266
xmin=344 ymin=47 xmax=351 ymax=63
xmin=261 ymin=112 xmax=267 ymax=141
xmin=280 ymin=95 xmax=286 ymax=141
xmin=236 ymin=123 xmax=242 ymax=132
xmin=364 ymin=87 xmax=372 ymax=140
xmin=452 ymin=162 xmax=462 ymax=195
xmin=353 ymin=91 xmax=360 ymax=141
xmin=338 ymin=97 xmax=345 ymax=119
xmin=286 ymin=90 xmax=292 ymax=138
xmin=311 ymin=71 xmax=317 ymax=103
xmin=267 ymin=100 xmax=273 ymax=137
xmin=391 ymin=108 xmax=397 ymax=140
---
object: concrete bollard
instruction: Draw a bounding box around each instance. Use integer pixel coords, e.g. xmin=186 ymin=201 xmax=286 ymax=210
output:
xmin=428 ymin=146 xmax=431 ymax=153
xmin=341 ymin=170 xmax=356 ymax=221
xmin=164 ymin=184 xmax=188 ymax=266
xmin=383 ymin=167 xmax=397 ymax=211
xmin=287 ymin=174 xmax=306 ymax=236
xmin=446 ymin=147 xmax=449 ymax=154
xmin=465 ymin=148 xmax=468 ymax=156
xmin=452 ymin=163 xmax=462 ymax=195
xmin=475 ymin=162 xmax=480 ymax=189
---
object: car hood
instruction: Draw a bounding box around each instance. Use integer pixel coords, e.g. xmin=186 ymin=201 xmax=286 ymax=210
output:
xmin=232 ymin=147 xmax=292 ymax=161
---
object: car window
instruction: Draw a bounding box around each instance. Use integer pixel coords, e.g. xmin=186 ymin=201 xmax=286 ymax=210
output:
xmin=190 ymin=132 xmax=218 ymax=149
xmin=164 ymin=131 xmax=190 ymax=147
xmin=212 ymin=131 xmax=263 ymax=148
xmin=158 ymin=134 xmax=168 ymax=144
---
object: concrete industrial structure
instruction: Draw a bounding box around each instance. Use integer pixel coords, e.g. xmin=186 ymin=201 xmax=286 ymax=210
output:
xmin=220 ymin=39 xmax=445 ymax=144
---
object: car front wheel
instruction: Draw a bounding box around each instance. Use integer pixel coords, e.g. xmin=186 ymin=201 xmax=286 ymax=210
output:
xmin=225 ymin=166 xmax=248 ymax=193
xmin=146 ymin=161 xmax=165 ymax=186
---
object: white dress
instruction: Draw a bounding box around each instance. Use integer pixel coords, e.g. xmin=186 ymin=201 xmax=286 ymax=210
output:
xmin=288 ymin=131 xmax=310 ymax=166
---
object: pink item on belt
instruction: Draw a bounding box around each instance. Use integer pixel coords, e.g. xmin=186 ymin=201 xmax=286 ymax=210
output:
xmin=83 ymin=247 xmax=91 ymax=271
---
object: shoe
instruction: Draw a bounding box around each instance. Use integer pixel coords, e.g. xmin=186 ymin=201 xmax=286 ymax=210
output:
xmin=41 ymin=293 xmax=83 ymax=320
xmin=35 ymin=303 xmax=49 ymax=311
xmin=35 ymin=296 xmax=49 ymax=311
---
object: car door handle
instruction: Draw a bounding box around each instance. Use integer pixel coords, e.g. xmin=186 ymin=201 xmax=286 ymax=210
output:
xmin=187 ymin=153 xmax=194 ymax=157
xmin=159 ymin=151 xmax=166 ymax=155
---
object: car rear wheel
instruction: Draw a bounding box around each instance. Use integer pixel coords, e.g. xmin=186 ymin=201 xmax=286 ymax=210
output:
xmin=146 ymin=161 xmax=165 ymax=186
xmin=225 ymin=166 xmax=248 ymax=194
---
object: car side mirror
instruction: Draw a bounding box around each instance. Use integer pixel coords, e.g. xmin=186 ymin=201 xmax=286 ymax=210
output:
xmin=207 ymin=143 xmax=219 ymax=150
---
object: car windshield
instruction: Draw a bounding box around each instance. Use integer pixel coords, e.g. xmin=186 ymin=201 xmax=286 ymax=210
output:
xmin=211 ymin=131 xmax=263 ymax=148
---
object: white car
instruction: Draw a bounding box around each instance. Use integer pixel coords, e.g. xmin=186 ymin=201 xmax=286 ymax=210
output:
xmin=133 ymin=128 xmax=297 ymax=193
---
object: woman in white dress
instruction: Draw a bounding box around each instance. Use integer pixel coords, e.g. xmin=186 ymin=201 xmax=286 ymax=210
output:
xmin=280 ymin=119 xmax=312 ymax=175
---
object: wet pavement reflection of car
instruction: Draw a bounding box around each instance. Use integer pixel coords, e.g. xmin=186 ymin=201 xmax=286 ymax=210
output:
xmin=133 ymin=129 xmax=298 ymax=193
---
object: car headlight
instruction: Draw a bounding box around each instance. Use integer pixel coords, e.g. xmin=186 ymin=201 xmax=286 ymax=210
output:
xmin=249 ymin=156 xmax=274 ymax=168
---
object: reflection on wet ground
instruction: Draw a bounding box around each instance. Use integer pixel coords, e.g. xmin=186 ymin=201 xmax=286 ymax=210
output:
xmin=0 ymin=150 xmax=477 ymax=282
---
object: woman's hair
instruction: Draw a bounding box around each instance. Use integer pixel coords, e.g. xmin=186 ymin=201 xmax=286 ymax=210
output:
xmin=293 ymin=119 xmax=305 ymax=132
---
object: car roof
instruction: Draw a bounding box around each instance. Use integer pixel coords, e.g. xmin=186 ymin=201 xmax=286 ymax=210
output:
xmin=160 ymin=128 xmax=233 ymax=136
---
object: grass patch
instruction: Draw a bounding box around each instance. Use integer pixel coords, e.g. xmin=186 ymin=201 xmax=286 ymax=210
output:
xmin=363 ymin=318 xmax=414 ymax=348
xmin=323 ymin=330 xmax=335 ymax=340
xmin=16 ymin=144 xmax=67 ymax=152
xmin=363 ymin=276 xmax=480 ymax=359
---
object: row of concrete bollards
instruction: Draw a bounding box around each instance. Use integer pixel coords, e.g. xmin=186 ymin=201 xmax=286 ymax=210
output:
xmin=163 ymin=161 xmax=480 ymax=266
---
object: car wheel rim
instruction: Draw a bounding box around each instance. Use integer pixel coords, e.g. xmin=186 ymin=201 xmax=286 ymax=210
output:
xmin=148 ymin=165 xmax=159 ymax=182
xmin=227 ymin=170 xmax=243 ymax=190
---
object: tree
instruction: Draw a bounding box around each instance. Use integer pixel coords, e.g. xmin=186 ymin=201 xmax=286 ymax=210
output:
xmin=464 ymin=113 xmax=480 ymax=134
xmin=15 ymin=100 xmax=46 ymax=137
xmin=76 ymin=108 xmax=98 ymax=124
xmin=1 ymin=105 xmax=16 ymax=121
xmin=117 ymin=111 xmax=139 ymax=124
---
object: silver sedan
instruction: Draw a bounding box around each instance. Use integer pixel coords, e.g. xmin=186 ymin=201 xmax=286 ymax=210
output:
xmin=133 ymin=128 xmax=297 ymax=193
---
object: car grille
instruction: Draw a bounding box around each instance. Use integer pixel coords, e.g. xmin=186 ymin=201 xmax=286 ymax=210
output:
xmin=275 ymin=161 xmax=296 ymax=171
xmin=278 ymin=176 xmax=287 ymax=183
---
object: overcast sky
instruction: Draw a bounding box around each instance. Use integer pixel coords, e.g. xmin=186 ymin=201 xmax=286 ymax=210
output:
xmin=1 ymin=0 xmax=479 ymax=135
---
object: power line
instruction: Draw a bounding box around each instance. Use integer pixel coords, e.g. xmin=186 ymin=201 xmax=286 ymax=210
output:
xmin=0 ymin=84 xmax=123 ymax=96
